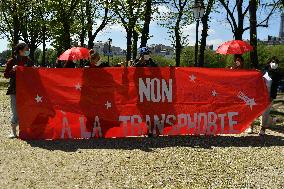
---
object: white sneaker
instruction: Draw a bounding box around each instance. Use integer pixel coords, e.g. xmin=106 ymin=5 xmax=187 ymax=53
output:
xmin=245 ymin=127 xmax=254 ymax=134
xmin=8 ymin=133 xmax=17 ymax=139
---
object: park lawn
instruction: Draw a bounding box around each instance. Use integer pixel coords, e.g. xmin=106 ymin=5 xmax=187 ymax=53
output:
xmin=0 ymin=69 xmax=283 ymax=188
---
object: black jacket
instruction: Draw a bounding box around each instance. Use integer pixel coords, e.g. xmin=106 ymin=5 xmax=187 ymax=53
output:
xmin=133 ymin=58 xmax=158 ymax=67
xmin=263 ymin=65 xmax=283 ymax=99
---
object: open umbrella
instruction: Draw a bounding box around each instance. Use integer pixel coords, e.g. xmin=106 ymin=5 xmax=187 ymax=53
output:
xmin=216 ymin=40 xmax=253 ymax=55
xmin=58 ymin=47 xmax=90 ymax=61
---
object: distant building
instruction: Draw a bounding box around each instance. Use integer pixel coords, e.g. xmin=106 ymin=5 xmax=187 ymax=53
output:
xmin=262 ymin=13 xmax=284 ymax=45
xmin=93 ymin=41 xmax=124 ymax=56
xmin=149 ymin=44 xmax=175 ymax=58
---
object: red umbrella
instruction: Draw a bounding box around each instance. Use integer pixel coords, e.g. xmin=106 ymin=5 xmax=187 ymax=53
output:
xmin=216 ymin=40 xmax=253 ymax=55
xmin=58 ymin=47 xmax=90 ymax=61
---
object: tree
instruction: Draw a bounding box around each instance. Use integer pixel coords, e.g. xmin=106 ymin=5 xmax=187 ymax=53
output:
xmin=218 ymin=0 xmax=250 ymax=40
xmin=140 ymin=0 xmax=171 ymax=47
xmin=86 ymin=0 xmax=113 ymax=49
xmin=159 ymin=0 xmax=193 ymax=67
xmin=0 ymin=0 xmax=23 ymax=50
xmin=218 ymin=0 xmax=280 ymax=40
xmin=249 ymin=1 xmax=281 ymax=68
xmin=20 ymin=0 xmax=51 ymax=62
xmin=249 ymin=0 xmax=258 ymax=68
xmin=35 ymin=0 xmax=52 ymax=66
xmin=199 ymin=0 xmax=215 ymax=67
xmin=113 ymin=0 xmax=144 ymax=62
xmin=140 ymin=0 xmax=153 ymax=48
xmin=49 ymin=0 xmax=80 ymax=54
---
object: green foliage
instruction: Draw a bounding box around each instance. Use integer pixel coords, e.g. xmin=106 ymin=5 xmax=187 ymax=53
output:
xmin=0 ymin=50 xmax=12 ymax=60
xmin=151 ymin=55 xmax=175 ymax=67
xmin=180 ymin=47 xmax=226 ymax=68
xmin=158 ymin=0 xmax=194 ymax=46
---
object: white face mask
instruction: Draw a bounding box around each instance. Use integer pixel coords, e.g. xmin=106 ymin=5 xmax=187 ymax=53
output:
xmin=270 ymin=62 xmax=278 ymax=70
xmin=144 ymin=55 xmax=150 ymax=61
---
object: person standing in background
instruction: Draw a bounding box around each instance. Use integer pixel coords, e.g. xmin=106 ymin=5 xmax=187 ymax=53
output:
xmin=63 ymin=60 xmax=76 ymax=68
xmin=133 ymin=47 xmax=157 ymax=67
xmin=259 ymin=57 xmax=282 ymax=136
xmin=231 ymin=55 xmax=244 ymax=69
xmin=4 ymin=43 xmax=33 ymax=138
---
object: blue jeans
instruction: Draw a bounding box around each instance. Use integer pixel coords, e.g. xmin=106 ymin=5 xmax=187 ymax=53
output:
xmin=10 ymin=94 xmax=18 ymax=125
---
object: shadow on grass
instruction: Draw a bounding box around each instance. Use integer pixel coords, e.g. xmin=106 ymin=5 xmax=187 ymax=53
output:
xmin=274 ymin=100 xmax=284 ymax=104
xmin=270 ymin=125 xmax=284 ymax=135
xmin=271 ymin=110 xmax=284 ymax=116
xmin=26 ymin=135 xmax=284 ymax=152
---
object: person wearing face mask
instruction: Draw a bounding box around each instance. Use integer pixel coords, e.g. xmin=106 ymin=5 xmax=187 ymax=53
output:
xmin=259 ymin=57 xmax=282 ymax=135
xmin=4 ymin=43 xmax=33 ymax=138
xmin=133 ymin=47 xmax=157 ymax=67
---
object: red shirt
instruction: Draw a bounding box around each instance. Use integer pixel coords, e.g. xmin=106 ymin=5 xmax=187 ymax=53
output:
xmin=4 ymin=57 xmax=30 ymax=79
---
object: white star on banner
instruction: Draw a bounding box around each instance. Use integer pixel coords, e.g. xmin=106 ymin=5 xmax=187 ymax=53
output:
xmin=35 ymin=94 xmax=43 ymax=103
xmin=237 ymin=92 xmax=257 ymax=110
xmin=189 ymin=74 xmax=196 ymax=82
xmin=75 ymin=83 xmax=82 ymax=91
xmin=212 ymin=90 xmax=218 ymax=97
xmin=246 ymin=98 xmax=257 ymax=110
xmin=105 ymin=101 xmax=112 ymax=109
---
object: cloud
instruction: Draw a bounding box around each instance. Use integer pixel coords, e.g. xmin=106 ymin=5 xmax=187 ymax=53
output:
xmin=207 ymin=39 xmax=224 ymax=49
xmin=179 ymin=23 xmax=222 ymax=48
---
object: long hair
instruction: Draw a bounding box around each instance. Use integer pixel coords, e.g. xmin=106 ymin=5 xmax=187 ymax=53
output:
xmin=266 ymin=56 xmax=279 ymax=65
xmin=13 ymin=43 xmax=28 ymax=58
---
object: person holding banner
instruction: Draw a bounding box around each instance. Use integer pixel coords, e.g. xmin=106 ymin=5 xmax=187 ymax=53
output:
xmin=89 ymin=50 xmax=109 ymax=67
xmin=259 ymin=57 xmax=282 ymax=136
xmin=232 ymin=55 xmax=244 ymax=69
xmin=4 ymin=43 xmax=33 ymax=138
xmin=133 ymin=47 xmax=157 ymax=67
xmin=133 ymin=47 xmax=159 ymax=137
xmin=63 ymin=60 xmax=76 ymax=68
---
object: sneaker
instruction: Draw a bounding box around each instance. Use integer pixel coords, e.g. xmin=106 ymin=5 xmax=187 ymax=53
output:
xmin=259 ymin=129 xmax=266 ymax=136
xmin=245 ymin=127 xmax=254 ymax=134
xmin=8 ymin=133 xmax=17 ymax=139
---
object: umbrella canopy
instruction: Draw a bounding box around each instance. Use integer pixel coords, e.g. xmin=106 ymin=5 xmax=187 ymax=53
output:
xmin=216 ymin=40 xmax=253 ymax=55
xmin=58 ymin=47 xmax=90 ymax=61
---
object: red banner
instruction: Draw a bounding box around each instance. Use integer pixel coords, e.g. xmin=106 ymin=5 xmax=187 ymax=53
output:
xmin=17 ymin=67 xmax=270 ymax=140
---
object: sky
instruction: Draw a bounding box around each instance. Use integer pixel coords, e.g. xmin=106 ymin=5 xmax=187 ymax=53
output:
xmin=0 ymin=6 xmax=282 ymax=52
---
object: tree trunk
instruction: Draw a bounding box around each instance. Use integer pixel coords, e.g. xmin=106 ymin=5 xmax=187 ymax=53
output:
xmin=199 ymin=17 xmax=208 ymax=67
xmin=80 ymin=28 xmax=86 ymax=47
xmin=86 ymin=0 xmax=95 ymax=49
xmin=12 ymin=3 xmax=20 ymax=51
xmin=42 ymin=25 xmax=46 ymax=67
xmin=199 ymin=0 xmax=214 ymax=67
xmin=133 ymin=30 xmax=139 ymax=60
xmin=62 ymin=20 xmax=71 ymax=50
xmin=249 ymin=0 xmax=258 ymax=69
xmin=29 ymin=45 xmax=37 ymax=65
xmin=175 ymin=26 xmax=182 ymax=67
xmin=194 ymin=20 xmax=200 ymax=67
xmin=235 ymin=0 xmax=244 ymax=40
xmin=140 ymin=0 xmax=152 ymax=47
xmin=126 ymin=29 xmax=133 ymax=62
xmin=175 ymin=10 xmax=183 ymax=67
